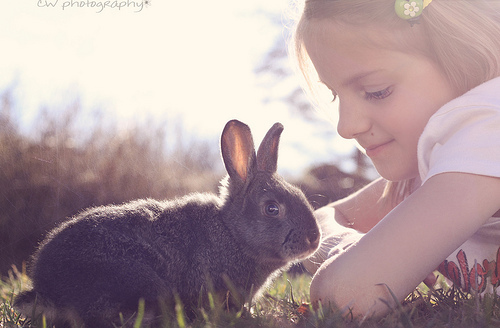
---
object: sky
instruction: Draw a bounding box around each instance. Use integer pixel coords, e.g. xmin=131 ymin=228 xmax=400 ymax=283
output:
xmin=1 ymin=0 xmax=359 ymax=177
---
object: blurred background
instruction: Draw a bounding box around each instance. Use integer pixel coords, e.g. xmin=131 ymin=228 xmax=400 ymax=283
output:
xmin=0 ymin=0 xmax=377 ymax=276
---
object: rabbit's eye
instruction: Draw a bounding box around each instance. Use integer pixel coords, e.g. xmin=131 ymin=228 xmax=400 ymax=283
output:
xmin=264 ymin=202 xmax=280 ymax=217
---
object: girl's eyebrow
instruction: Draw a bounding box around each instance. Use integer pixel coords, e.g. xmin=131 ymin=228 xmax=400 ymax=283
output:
xmin=341 ymin=69 xmax=385 ymax=87
xmin=319 ymin=69 xmax=386 ymax=91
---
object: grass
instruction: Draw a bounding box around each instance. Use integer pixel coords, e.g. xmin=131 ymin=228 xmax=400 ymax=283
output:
xmin=2 ymin=265 xmax=500 ymax=328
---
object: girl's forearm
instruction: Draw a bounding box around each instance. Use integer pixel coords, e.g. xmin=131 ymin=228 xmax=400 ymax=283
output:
xmin=311 ymin=172 xmax=500 ymax=317
xmin=327 ymin=177 xmax=392 ymax=232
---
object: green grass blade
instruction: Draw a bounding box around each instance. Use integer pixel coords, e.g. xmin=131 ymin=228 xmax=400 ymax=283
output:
xmin=133 ymin=298 xmax=145 ymax=328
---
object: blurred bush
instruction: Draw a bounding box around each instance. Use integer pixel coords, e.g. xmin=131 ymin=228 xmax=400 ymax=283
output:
xmin=297 ymin=164 xmax=371 ymax=210
xmin=0 ymin=89 xmax=221 ymax=275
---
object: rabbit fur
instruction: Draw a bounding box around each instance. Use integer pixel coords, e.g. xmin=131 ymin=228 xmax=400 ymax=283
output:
xmin=14 ymin=120 xmax=320 ymax=327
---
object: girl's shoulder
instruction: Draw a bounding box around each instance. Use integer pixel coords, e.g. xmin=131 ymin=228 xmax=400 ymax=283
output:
xmin=434 ymin=76 xmax=500 ymax=117
xmin=422 ymin=76 xmax=500 ymax=135
xmin=418 ymin=77 xmax=500 ymax=184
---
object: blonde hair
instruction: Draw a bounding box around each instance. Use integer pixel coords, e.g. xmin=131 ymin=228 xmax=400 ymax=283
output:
xmin=290 ymin=0 xmax=500 ymax=205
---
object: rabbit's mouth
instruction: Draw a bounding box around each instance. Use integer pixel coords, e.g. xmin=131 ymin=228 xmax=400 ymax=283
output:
xmin=282 ymin=229 xmax=320 ymax=260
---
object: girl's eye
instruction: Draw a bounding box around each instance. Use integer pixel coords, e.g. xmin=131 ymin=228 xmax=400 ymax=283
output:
xmin=365 ymin=87 xmax=392 ymax=100
xmin=264 ymin=202 xmax=280 ymax=217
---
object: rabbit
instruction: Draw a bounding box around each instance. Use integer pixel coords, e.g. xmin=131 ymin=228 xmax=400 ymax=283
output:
xmin=14 ymin=119 xmax=320 ymax=327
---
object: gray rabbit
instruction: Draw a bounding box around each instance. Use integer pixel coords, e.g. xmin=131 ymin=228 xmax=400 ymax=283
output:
xmin=14 ymin=120 xmax=320 ymax=327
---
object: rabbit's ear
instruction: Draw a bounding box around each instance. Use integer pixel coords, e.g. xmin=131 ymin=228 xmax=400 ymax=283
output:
xmin=256 ymin=123 xmax=283 ymax=173
xmin=221 ymin=120 xmax=257 ymax=183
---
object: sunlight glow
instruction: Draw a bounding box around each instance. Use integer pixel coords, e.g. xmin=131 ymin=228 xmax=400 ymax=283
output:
xmin=1 ymin=0 xmax=356 ymax=176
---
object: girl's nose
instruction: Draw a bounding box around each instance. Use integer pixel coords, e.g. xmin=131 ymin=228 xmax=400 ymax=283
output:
xmin=336 ymin=98 xmax=371 ymax=139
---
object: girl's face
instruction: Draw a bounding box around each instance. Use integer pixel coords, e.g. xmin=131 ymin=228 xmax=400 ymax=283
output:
xmin=304 ymin=20 xmax=458 ymax=181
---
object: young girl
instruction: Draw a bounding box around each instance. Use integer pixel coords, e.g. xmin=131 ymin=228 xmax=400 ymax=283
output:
xmin=290 ymin=0 xmax=500 ymax=317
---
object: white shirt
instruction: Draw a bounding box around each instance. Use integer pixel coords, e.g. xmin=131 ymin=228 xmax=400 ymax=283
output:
xmin=417 ymin=77 xmax=500 ymax=294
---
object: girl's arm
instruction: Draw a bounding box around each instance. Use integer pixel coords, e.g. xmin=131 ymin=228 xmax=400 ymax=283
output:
xmin=310 ymin=172 xmax=500 ymax=317
xmin=303 ymin=177 xmax=394 ymax=274
xmin=330 ymin=177 xmax=394 ymax=233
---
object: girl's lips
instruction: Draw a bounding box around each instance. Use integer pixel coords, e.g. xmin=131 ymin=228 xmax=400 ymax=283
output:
xmin=365 ymin=140 xmax=394 ymax=157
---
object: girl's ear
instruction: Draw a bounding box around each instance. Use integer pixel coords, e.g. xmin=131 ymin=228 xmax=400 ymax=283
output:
xmin=256 ymin=123 xmax=283 ymax=173
xmin=221 ymin=120 xmax=257 ymax=184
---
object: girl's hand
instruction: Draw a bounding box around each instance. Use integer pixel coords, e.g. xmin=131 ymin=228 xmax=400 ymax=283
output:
xmin=303 ymin=178 xmax=390 ymax=274
xmin=303 ymin=206 xmax=362 ymax=274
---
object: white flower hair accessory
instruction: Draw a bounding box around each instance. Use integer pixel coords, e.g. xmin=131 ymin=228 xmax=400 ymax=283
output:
xmin=395 ymin=0 xmax=433 ymax=24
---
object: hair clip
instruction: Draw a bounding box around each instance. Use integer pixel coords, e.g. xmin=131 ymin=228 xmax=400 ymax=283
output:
xmin=395 ymin=0 xmax=433 ymax=25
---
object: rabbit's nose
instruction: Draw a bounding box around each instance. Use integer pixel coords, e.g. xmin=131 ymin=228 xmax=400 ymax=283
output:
xmin=306 ymin=228 xmax=320 ymax=249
